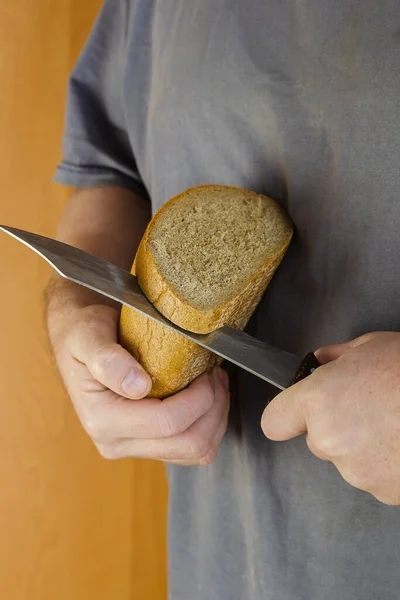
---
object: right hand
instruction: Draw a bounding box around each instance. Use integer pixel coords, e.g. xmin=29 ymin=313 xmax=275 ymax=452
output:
xmin=50 ymin=303 xmax=230 ymax=465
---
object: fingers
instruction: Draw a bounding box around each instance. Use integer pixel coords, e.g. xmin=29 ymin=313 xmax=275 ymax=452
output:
xmin=315 ymin=332 xmax=383 ymax=364
xmin=59 ymin=303 xmax=230 ymax=465
xmin=305 ymin=434 xmax=331 ymax=461
xmin=168 ymin=373 xmax=230 ymax=465
xmin=84 ymin=370 xmax=220 ymax=441
xmin=95 ymin=367 xmax=230 ymax=464
xmin=67 ymin=305 xmax=152 ymax=399
xmin=315 ymin=342 xmax=351 ymax=364
xmin=261 ymin=378 xmax=309 ymax=441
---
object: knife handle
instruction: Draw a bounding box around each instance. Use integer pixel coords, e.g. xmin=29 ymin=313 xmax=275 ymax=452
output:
xmin=290 ymin=352 xmax=321 ymax=386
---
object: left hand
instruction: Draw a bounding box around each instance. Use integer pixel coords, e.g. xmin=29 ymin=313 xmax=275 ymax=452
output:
xmin=261 ymin=332 xmax=400 ymax=505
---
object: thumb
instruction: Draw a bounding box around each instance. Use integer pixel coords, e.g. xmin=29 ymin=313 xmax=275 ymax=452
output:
xmin=69 ymin=307 xmax=152 ymax=399
xmin=261 ymin=384 xmax=308 ymax=441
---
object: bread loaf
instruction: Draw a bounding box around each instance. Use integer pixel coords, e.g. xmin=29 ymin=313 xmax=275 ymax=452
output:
xmin=119 ymin=185 xmax=292 ymax=398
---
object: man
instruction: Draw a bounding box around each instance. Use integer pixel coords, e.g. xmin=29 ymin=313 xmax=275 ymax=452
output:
xmin=48 ymin=1 xmax=400 ymax=598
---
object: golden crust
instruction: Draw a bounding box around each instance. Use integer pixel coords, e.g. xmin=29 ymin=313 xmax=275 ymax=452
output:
xmin=119 ymin=185 xmax=292 ymax=398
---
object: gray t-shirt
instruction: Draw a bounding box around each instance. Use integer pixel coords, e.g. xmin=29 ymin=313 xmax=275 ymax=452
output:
xmin=55 ymin=1 xmax=400 ymax=598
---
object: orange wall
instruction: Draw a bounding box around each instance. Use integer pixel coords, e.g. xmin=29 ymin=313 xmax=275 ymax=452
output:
xmin=0 ymin=2 xmax=168 ymax=598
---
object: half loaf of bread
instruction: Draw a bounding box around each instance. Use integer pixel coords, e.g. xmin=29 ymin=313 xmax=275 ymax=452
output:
xmin=119 ymin=185 xmax=292 ymax=398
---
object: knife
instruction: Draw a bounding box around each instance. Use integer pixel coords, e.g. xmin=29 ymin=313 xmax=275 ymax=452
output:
xmin=0 ymin=226 xmax=319 ymax=390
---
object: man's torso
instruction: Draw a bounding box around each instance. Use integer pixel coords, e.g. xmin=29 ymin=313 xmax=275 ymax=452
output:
xmin=72 ymin=2 xmax=400 ymax=597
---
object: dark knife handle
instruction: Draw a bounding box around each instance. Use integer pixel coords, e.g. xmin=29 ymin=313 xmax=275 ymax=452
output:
xmin=290 ymin=352 xmax=321 ymax=386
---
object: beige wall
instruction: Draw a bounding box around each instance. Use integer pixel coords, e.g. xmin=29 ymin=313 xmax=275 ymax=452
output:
xmin=0 ymin=2 xmax=168 ymax=598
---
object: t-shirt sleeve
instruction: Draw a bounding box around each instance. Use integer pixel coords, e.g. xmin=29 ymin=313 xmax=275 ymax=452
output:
xmin=54 ymin=0 xmax=148 ymax=200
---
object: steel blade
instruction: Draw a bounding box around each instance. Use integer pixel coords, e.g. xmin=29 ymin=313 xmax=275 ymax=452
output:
xmin=1 ymin=225 xmax=301 ymax=388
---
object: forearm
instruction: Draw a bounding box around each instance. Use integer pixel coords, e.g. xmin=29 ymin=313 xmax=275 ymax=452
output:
xmin=46 ymin=186 xmax=151 ymax=340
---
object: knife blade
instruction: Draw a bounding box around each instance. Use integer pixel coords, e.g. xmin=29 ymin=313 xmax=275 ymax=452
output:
xmin=0 ymin=225 xmax=319 ymax=390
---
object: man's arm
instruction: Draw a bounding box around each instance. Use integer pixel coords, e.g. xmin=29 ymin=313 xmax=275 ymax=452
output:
xmin=46 ymin=186 xmax=150 ymax=311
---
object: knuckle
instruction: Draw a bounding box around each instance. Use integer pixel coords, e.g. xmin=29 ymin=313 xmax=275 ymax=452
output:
xmin=187 ymin=433 xmax=210 ymax=459
xmin=96 ymin=443 xmax=120 ymax=460
xmin=73 ymin=309 xmax=102 ymax=339
xmin=83 ymin=410 xmax=107 ymax=442
xmin=82 ymin=304 xmax=115 ymax=324
xmin=182 ymin=396 xmax=203 ymax=426
xmin=340 ymin=467 xmax=372 ymax=492
xmin=351 ymin=332 xmax=377 ymax=346
xmin=91 ymin=345 xmax=119 ymax=380
xmin=198 ymin=449 xmax=217 ymax=466
xmin=374 ymin=492 xmax=400 ymax=506
xmin=192 ymin=373 xmax=215 ymax=403
xmin=308 ymin=422 xmax=349 ymax=458
xmin=176 ymin=397 xmax=203 ymax=433
xmin=156 ymin=408 xmax=178 ymax=438
xmin=311 ymin=433 xmax=342 ymax=457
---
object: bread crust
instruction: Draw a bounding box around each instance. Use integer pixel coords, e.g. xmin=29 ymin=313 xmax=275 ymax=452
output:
xmin=119 ymin=185 xmax=292 ymax=398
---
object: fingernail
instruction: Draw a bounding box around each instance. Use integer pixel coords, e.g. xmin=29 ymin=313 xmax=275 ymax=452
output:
xmin=121 ymin=369 xmax=149 ymax=396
